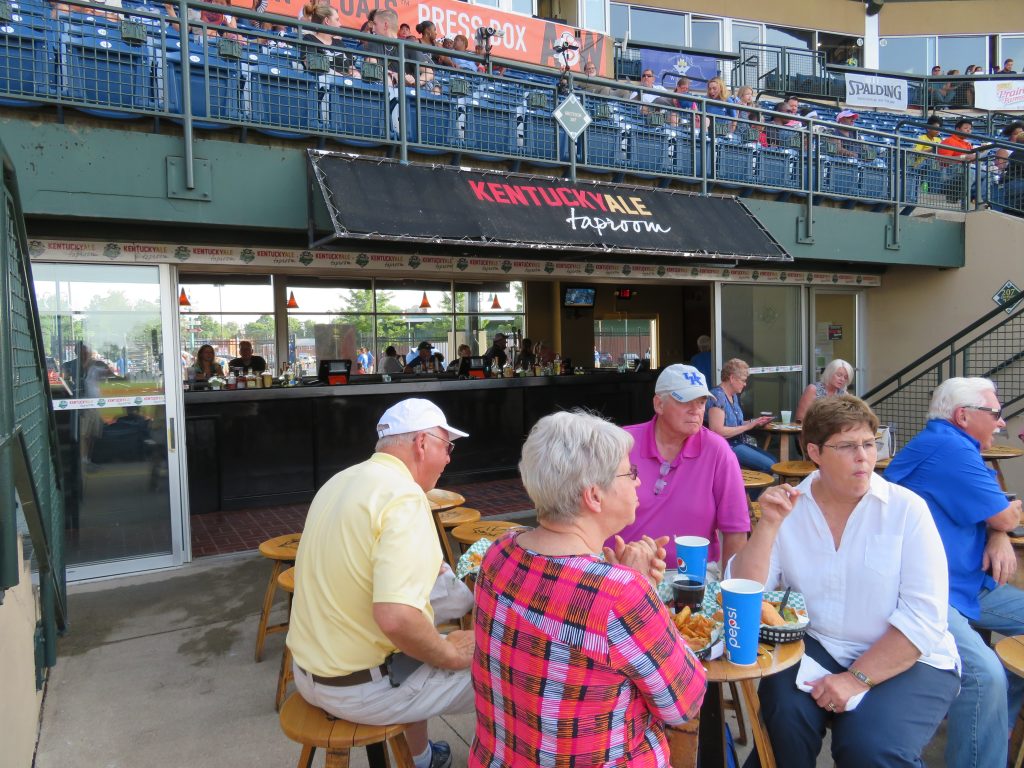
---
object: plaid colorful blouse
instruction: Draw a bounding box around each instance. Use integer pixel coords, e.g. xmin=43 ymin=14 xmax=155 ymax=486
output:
xmin=470 ymin=533 xmax=706 ymax=768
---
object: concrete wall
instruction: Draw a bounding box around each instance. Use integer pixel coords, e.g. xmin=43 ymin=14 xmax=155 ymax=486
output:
xmin=879 ymin=1 xmax=1024 ymax=36
xmin=636 ymin=0 xmax=865 ymax=34
xmin=864 ymin=209 xmax=1024 ymax=492
xmin=0 ymin=536 xmax=43 ymax=768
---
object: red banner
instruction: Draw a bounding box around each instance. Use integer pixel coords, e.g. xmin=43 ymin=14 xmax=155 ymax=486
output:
xmin=253 ymin=0 xmax=610 ymax=75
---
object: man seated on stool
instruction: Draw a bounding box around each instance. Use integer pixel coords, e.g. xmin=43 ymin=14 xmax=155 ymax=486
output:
xmin=287 ymin=398 xmax=475 ymax=768
xmin=885 ymin=377 xmax=1024 ymax=768
xmin=611 ymin=364 xmax=749 ymax=577
xmin=227 ymin=340 xmax=266 ymax=373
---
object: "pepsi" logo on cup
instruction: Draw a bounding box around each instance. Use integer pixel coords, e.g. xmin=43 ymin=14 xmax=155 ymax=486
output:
xmin=726 ymin=606 xmax=741 ymax=648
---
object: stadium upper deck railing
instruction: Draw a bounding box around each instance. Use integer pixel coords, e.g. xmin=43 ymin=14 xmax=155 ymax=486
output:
xmin=0 ymin=0 xmax=1021 ymax=217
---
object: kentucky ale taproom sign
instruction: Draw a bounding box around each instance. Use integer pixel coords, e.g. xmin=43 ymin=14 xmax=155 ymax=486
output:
xmin=311 ymin=155 xmax=789 ymax=262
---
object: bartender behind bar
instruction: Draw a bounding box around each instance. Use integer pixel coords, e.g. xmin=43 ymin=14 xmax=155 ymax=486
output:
xmin=404 ymin=341 xmax=437 ymax=373
xmin=228 ymin=340 xmax=267 ymax=373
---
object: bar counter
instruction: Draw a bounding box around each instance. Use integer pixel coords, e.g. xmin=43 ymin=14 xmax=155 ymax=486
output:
xmin=184 ymin=372 xmax=658 ymax=513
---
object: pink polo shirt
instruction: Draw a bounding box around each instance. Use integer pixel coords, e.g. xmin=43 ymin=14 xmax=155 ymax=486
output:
xmin=612 ymin=417 xmax=749 ymax=564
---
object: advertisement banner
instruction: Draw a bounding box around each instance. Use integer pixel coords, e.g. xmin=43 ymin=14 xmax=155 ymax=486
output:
xmin=844 ymin=72 xmax=908 ymax=111
xmin=250 ymin=0 xmax=610 ymax=75
xmin=312 ymin=155 xmax=790 ymax=261
xmin=974 ymin=80 xmax=1024 ymax=112
xmin=638 ymin=48 xmax=723 ymax=91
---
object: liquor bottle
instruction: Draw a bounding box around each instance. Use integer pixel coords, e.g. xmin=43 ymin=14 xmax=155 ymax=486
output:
xmin=236 ymin=368 xmax=246 ymax=389
xmin=226 ymin=370 xmax=236 ymax=390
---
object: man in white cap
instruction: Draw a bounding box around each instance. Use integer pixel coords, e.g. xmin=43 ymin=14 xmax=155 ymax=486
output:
xmin=611 ymin=364 xmax=749 ymax=576
xmin=287 ymin=398 xmax=473 ymax=768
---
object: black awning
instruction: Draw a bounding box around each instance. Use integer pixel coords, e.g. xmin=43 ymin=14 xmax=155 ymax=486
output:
xmin=309 ymin=153 xmax=790 ymax=263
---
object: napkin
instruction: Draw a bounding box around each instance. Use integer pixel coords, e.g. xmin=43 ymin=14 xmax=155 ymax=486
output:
xmin=794 ymin=655 xmax=867 ymax=711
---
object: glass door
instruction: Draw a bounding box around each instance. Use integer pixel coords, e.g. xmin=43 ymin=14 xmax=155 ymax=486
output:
xmin=810 ymin=290 xmax=861 ymax=393
xmin=33 ymin=263 xmax=187 ymax=579
xmin=717 ymin=283 xmax=805 ymax=414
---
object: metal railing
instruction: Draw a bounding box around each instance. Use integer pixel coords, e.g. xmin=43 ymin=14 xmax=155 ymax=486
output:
xmin=0 ymin=136 xmax=66 ymax=687
xmin=0 ymin=0 xmax=1021 ymax=217
xmin=864 ymin=294 xmax=1024 ymax=452
xmin=732 ymin=42 xmax=824 ymax=99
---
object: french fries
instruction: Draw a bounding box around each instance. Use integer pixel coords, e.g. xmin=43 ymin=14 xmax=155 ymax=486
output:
xmin=673 ymin=606 xmax=716 ymax=652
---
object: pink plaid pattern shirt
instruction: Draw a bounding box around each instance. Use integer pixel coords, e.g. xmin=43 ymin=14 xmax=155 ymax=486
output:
xmin=470 ymin=533 xmax=706 ymax=767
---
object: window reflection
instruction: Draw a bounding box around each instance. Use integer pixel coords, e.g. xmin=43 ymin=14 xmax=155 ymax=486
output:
xmin=879 ymin=36 xmax=935 ymax=75
xmin=629 ymin=7 xmax=685 ymax=46
xmin=691 ymin=18 xmax=721 ymax=52
xmin=937 ymin=36 xmax=985 ymax=74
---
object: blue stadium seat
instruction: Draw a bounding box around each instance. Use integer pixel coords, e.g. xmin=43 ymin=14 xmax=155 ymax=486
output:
xmin=582 ymin=114 xmax=626 ymax=170
xmin=820 ymin=156 xmax=860 ymax=197
xmin=625 ymin=120 xmax=668 ymax=174
xmin=715 ymin=140 xmax=756 ymax=184
xmin=320 ymin=74 xmax=388 ymax=146
xmin=63 ymin=28 xmax=150 ymax=118
xmin=760 ymin=146 xmax=799 ymax=189
xmin=405 ymin=89 xmax=455 ymax=151
xmin=462 ymin=95 xmax=515 ymax=157
xmin=860 ymin=159 xmax=891 ymax=200
xmin=246 ymin=62 xmax=316 ymax=138
xmin=667 ymin=130 xmax=701 ymax=178
xmin=520 ymin=107 xmax=558 ymax=163
xmin=165 ymin=45 xmax=241 ymax=129
xmin=0 ymin=17 xmax=54 ymax=106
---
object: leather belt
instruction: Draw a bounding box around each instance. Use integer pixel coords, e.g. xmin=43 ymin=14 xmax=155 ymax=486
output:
xmin=304 ymin=664 xmax=388 ymax=687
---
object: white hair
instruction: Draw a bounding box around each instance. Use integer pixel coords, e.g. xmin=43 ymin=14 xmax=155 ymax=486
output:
xmin=928 ymin=377 xmax=995 ymax=420
xmin=821 ymin=359 xmax=854 ymax=386
xmin=375 ymin=431 xmax=419 ymax=452
xmin=518 ymin=410 xmax=633 ymax=525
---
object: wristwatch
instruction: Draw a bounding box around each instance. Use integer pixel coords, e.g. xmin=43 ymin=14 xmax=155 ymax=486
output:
xmin=848 ymin=667 xmax=874 ymax=688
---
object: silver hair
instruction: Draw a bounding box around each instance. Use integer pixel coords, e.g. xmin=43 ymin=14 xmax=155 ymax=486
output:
xmin=821 ymin=358 xmax=854 ymax=387
xmin=697 ymin=334 xmax=712 ymax=352
xmin=927 ymin=377 xmax=995 ymax=420
xmin=518 ymin=409 xmax=633 ymax=525
xmin=375 ymin=431 xmax=419 ymax=452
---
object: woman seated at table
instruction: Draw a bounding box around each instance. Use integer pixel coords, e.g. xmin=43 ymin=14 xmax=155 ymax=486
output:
xmin=707 ymin=358 xmax=776 ymax=474
xmin=191 ymin=344 xmax=224 ymax=382
xmin=794 ymin=358 xmax=853 ymax=422
xmin=470 ymin=410 xmax=706 ymax=768
xmin=728 ymin=396 xmax=959 ymax=768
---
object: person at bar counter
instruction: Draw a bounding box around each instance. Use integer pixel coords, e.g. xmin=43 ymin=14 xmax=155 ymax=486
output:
xmin=380 ymin=345 xmax=405 ymax=375
xmin=446 ymin=344 xmax=471 ymax=372
xmin=482 ymin=332 xmax=508 ymax=370
xmin=191 ymin=344 xmax=224 ymax=382
xmin=405 ymin=341 xmax=438 ymax=373
xmin=794 ymin=358 xmax=853 ymax=422
xmin=612 ymin=364 xmax=749 ymax=576
xmin=227 ymin=340 xmax=266 ymax=374
xmin=288 ymin=399 xmax=475 ymax=768
xmin=470 ymin=410 xmax=706 ymax=768
xmin=515 ymin=338 xmax=536 ymax=371
xmin=706 ymin=358 xmax=776 ymax=474
xmin=729 ymin=396 xmax=960 ymax=768
xmin=885 ymin=377 xmax=1024 ymax=768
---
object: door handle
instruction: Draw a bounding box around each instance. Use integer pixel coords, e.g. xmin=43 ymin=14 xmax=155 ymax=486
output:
xmin=169 ymin=417 xmax=176 ymax=452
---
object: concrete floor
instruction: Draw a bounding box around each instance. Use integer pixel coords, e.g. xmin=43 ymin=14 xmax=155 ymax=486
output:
xmin=34 ymin=551 xmax=949 ymax=768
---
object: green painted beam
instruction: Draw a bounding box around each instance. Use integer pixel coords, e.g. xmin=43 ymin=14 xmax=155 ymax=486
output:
xmin=1 ymin=119 xmax=964 ymax=268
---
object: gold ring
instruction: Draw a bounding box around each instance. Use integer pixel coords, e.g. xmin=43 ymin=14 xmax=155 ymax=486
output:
xmin=827 ymin=702 xmax=836 ymax=711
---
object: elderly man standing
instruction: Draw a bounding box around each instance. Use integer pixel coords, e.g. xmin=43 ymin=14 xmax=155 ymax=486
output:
xmin=482 ymin=332 xmax=508 ymax=370
xmin=612 ymin=364 xmax=749 ymax=574
xmin=885 ymin=377 xmax=1024 ymax=768
xmin=287 ymin=398 xmax=474 ymax=768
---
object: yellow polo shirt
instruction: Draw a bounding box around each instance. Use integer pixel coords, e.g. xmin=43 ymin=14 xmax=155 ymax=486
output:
xmin=287 ymin=452 xmax=442 ymax=676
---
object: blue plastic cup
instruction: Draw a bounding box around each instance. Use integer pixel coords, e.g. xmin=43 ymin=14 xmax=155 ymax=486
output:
xmin=674 ymin=535 xmax=710 ymax=582
xmin=720 ymin=578 xmax=764 ymax=666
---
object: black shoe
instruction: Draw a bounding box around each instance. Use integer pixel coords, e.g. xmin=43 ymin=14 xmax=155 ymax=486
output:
xmin=428 ymin=740 xmax=452 ymax=768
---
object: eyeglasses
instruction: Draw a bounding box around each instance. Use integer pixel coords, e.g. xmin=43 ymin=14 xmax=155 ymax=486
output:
xmin=653 ymin=460 xmax=673 ymax=496
xmin=616 ymin=464 xmax=639 ymax=481
xmin=963 ymin=405 xmax=1003 ymax=420
xmin=821 ymin=440 xmax=880 ymax=456
xmin=425 ymin=432 xmax=455 ymax=455
xmin=642 ymin=72 xmax=654 ymax=78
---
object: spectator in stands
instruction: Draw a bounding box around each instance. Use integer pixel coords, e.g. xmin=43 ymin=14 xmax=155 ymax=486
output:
xmin=1001 ymin=122 xmax=1024 ymax=213
xmin=56 ymin=0 xmax=122 ymax=22
xmin=630 ymin=69 xmax=666 ymax=105
xmin=998 ymin=58 xmax=1017 ymax=75
xmin=703 ymin=77 xmax=737 ymax=135
xmin=979 ymin=148 xmax=1011 ymax=211
xmin=737 ymin=110 xmax=768 ymax=146
xmin=416 ymin=21 xmax=454 ymax=68
xmin=766 ymin=108 xmax=803 ymax=149
xmin=938 ymin=118 xmax=978 ymax=202
xmin=451 ymin=34 xmax=478 ymax=71
xmin=300 ymin=3 xmax=358 ymax=76
xmin=398 ymin=22 xmax=413 ymax=39
xmin=733 ymin=84 xmax=756 ymax=110
xmin=928 ymin=69 xmax=957 ymax=106
xmin=780 ymin=94 xmax=800 ymax=114
xmin=580 ymin=60 xmax=628 ymax=98
xmin=365 ymin=8 xmax=415 ymax=86
xmin=824 ymin=109 xmax=859 ymax=159
xmin=912 ymin=115 xmax=944 ymax=167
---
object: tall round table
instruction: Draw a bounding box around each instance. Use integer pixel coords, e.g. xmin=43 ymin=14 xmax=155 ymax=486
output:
xmin=758 ymin=423 xmax=802 ymax=463
xmin=981 ymin=445 xmax=1024 ymax=492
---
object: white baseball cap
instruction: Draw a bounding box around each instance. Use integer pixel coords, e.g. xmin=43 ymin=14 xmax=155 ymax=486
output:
xmin=376 ymin=398 xmax=469 ymax=439
xmin=655 ymin=364 xmax=712 ymax=403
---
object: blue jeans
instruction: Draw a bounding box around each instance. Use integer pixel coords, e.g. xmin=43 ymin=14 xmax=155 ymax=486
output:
xmin=946 ymin=584 xmax=1024 ymax=768
xmin=732 ymin=442 xmax=777 ymax=475
xmin=745 ymin=635 xmax=959 ymax=768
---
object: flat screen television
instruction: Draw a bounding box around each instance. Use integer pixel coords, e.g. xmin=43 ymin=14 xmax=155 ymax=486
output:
xmin=563 ymin=287 xmax=596 ymax=308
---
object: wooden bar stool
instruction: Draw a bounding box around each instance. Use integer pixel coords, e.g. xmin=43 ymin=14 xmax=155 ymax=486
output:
xmin=432 ymin=507 xmax=481 ymax=567
xmin=279 ymin=692 xmax=415 ymax=768
xmin=256 ymin=533 xmax=301 ymax=663
xmin=995 ymin=636 xmax=1024 ymax=768
xmin=275 ymin=566 xmax=296 ymax=711
xmin=770 ymin=460 xmax=816 ymax=486
xmin=451 ymin=520 xmax=525 ymax=554
xmin=741 ymin=470 xmax=774 ymax=526
xmin=873 ymin=456 xmax=892 ymax=473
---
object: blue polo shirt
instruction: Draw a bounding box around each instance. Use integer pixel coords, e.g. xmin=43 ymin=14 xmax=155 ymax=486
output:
xmin=884 ymin=419 xmax=1007 ymax=620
